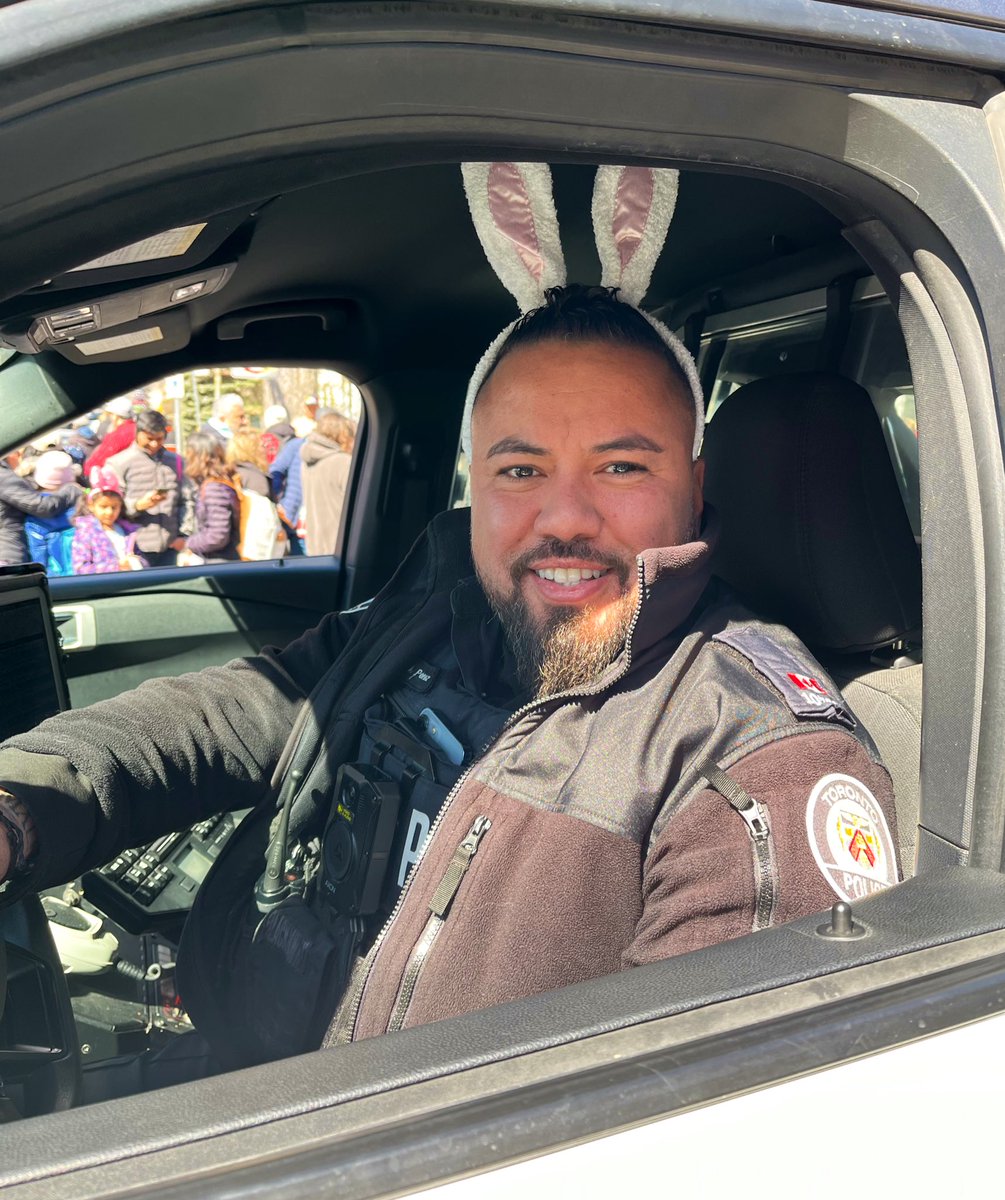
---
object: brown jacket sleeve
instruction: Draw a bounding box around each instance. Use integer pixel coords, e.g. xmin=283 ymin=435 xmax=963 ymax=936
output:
xmin=624 ymin=728 xmax=900 ymax=967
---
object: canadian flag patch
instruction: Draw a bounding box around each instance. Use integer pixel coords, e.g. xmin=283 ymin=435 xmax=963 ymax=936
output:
xmin=787 ymin=673 xmax=830 ymax=701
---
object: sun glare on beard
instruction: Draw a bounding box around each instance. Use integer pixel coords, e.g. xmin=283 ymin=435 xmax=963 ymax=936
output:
xmin=534 ymin=588 xmax=638 ymax=698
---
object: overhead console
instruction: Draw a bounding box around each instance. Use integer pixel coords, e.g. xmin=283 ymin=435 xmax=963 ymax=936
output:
xmin=0 ymin=205 xmax=264 ymax=360
xmin=1 ymin=263 xmax=235 ymax=356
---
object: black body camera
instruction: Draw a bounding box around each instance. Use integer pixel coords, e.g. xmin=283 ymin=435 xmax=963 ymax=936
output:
xmin=319 ymin=763 xmax=402 ymax=916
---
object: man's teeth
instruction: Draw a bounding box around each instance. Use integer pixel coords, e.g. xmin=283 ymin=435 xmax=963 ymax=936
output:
xmin=535 ymin=567 xmax=607 ymax=585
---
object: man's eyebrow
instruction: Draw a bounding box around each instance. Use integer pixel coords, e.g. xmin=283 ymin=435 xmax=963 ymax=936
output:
xmin=592 ymin=434 xmax=666 ymax=454
xmin=486 ymin=436 xmax=548 ymax=459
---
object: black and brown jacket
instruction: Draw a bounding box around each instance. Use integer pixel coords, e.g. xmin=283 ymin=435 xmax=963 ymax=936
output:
xmin=0 ymin=507 xmax=898 ymax=1064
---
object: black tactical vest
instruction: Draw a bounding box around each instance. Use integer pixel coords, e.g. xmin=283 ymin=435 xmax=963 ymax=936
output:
xmin=358 ymin=634 xmax=515 ymax=916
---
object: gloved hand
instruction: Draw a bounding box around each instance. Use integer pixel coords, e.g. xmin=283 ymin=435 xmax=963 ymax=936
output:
xmin=0 ymin=790 xmax=36 ymax=883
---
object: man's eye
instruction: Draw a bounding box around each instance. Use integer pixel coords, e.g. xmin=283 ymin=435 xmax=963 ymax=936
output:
xmin=604 ymin=461 xmax=646 ymax=475
xmin=502 ymin=465 xmax=539 ymax=479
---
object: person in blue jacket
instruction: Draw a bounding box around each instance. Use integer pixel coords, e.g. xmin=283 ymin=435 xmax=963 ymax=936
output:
xmin=0 ymin=449 xmax=81 ymax=567
xmin=21 ymin=450 xmax=81 ymax=575
xmin=269 ymin=429 xmax=306 ymax=553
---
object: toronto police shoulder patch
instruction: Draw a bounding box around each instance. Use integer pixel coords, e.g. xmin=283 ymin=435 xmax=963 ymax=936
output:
xmin=805 ymin=773 xmax=898 ymax=901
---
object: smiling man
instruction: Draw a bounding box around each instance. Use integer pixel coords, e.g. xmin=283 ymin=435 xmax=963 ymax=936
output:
xmin=470 ymin=295 xmax=702 ymax=698
xmin=0 ymin=285 xmax=901 ymax=1074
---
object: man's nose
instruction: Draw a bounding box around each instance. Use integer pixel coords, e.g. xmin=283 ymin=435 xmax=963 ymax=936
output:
xmin=533 ymin=478 xmax=603 ymax=543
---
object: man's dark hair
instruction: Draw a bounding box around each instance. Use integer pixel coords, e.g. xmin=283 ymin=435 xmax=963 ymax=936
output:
xmin=135 ymin=409 xmax=167 ymax=436
xmin=483 ymin=284 xmax=692 ymax=405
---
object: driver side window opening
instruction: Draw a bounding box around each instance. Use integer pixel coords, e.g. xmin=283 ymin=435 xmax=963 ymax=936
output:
xmin=0 ymin=157 xmax=936 ymax=1126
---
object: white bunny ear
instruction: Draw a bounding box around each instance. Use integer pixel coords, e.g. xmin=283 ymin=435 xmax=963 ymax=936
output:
xmin=592 ymin=165 xmax=679 ymax=306
xmin=462 ymin=162 xmax=566 ymax=313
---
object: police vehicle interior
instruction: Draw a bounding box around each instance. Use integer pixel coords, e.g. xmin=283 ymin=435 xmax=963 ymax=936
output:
xmin=2 ymin=2 xmax=1005 ymax=1196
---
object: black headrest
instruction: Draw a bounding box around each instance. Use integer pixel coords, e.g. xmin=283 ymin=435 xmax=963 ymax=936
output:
xmin=702 ymin=372 xmax=921 ymax=654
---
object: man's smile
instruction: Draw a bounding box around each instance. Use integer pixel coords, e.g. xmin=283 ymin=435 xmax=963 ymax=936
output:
xmin=532 ymin=566 xmax=609 ymax=584
xmin=524 ymin=561 xmax=621 ymax=606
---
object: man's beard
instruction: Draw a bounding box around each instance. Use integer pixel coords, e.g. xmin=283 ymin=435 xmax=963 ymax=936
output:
xmin=479 ymin=538 xmax=638 ymax=698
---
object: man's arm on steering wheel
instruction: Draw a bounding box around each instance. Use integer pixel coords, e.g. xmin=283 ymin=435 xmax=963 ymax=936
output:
xmin=0 ymin=606 xmax=365 ymax=902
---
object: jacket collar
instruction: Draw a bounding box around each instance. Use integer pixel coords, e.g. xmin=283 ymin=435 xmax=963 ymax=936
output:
xmin=449 ymin=574 xmax=525 ymax=704
xmin=630 ymin=505 xmax=720 ymax=661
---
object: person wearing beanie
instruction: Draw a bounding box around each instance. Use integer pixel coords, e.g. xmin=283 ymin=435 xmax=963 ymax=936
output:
xmin=31 ymin=450 xmax=75 ymax=491
xmin=22 ymin=450 xmax=80 ymax=574
xmin=0 ymin=445 xmax=80 ymax=566
xmin=261 ymin=403 xmax=295 ymax=465
xmin=269 ymin=425 xmax=307 ymax=542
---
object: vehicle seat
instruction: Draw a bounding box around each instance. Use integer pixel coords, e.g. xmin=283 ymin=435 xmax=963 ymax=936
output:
xmin=701 ymin=372 xmax=923 ymax=876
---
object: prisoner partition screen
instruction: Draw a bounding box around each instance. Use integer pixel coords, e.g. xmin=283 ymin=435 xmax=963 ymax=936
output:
xmin=0 ymin=565 xmax=69 ymax=741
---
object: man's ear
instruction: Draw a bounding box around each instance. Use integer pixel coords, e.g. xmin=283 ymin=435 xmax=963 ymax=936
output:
xmin=692 ymin=455 xmax=706 ymax=518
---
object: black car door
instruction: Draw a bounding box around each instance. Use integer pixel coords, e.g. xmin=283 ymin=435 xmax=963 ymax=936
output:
xmin=48 ymin=558 xmax=341 ymax=709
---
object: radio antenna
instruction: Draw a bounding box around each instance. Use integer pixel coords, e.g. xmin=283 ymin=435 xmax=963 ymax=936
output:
xmin=255 ymin=768 xmax=303 ymax=913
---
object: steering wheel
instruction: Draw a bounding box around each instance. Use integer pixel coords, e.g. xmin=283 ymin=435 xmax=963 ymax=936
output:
xmin=0 ymin=895 xmax=80 ymax=1116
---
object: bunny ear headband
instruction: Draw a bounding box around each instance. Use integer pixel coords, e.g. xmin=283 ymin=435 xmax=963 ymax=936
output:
xmin=460 ymin=162 xmax=705 ymax=462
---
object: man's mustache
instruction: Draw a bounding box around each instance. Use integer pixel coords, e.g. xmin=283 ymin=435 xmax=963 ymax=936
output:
xmin=509 ymin=539 xmax=633 ymax=589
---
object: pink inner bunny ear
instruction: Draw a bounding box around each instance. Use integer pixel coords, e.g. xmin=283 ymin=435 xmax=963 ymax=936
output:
xmin=612 ymin=167 xmax=655 ymax=274
xmin=487 ymin=162 xmax=547 ymax=284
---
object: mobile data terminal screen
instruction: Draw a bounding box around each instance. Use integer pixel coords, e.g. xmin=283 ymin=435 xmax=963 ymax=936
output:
xmin=0 ymin=564 xmax=69 ymax=741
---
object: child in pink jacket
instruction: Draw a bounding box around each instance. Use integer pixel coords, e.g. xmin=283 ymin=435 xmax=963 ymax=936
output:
xmin=71 ymin=470 xmax=147 ymax=574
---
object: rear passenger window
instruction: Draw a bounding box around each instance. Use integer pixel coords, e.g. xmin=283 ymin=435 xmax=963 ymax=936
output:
xmin=450 ymin=452 xmax=471 ymax=510
xmin=4 ymin=365 xmax=362 ymax=576
xmin=843 ymin=302 xmax=920 ymax=539
xmin=703 ymin=311 xmax=827 ymax=420
xmin=701 ymin=290 xmax=919 ymax=539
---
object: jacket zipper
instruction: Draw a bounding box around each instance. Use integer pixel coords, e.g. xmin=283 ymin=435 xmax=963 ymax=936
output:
xmin=736 ymin=795 xmax=776 ymax=931
xmin=703 ymin=762 xmax=777 ymax=931
xmin=327 ymin=558 xmax=649 ymax=1045
xmin=385 ymin=815 xmax=491 ymax=1033
xmin=325 ymin=754 xmax=488 ymax=1045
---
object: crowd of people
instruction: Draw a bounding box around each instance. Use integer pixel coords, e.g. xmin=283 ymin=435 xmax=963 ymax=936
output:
xmin=0 ymin=389 xmax=358 ymax=574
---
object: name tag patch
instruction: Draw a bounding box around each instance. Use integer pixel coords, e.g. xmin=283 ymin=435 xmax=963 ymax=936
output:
xmin=406 ymin=661 xmax=438 ymax=693
xmin=805 ymin=773 xmax=898 ymax=902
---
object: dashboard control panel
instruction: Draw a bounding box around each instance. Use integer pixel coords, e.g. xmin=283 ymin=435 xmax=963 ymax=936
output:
xmin=82 ymin=811 xmax=248 ymax=934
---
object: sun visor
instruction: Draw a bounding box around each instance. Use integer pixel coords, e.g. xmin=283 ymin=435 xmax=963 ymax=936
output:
xmin=24 ymin=208 xmax=256 ymax=293
xmin=52 ymin=307 xmax=192 ymax=364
